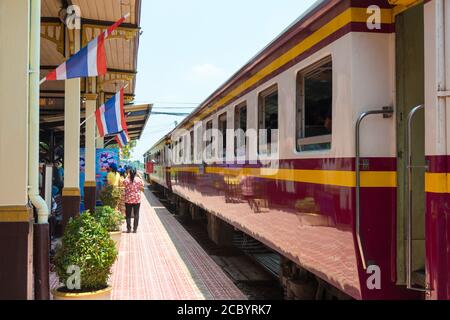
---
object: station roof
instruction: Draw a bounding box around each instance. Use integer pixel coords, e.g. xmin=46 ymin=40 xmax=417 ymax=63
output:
xmin=39 ymin=0 xmax=150 ymax=147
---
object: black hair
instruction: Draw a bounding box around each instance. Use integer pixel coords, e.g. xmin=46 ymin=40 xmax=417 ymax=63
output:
xmin=130 ymin=168 xmax=137 ymax=183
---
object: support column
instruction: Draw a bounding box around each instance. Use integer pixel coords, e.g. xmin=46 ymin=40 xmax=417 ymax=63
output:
xmin=62 ymin=29 xmax=81 ymax=230
xmin=84 ymin=93 xmax=98 ymax=213
xmin=0 ymin=0 xmax=34 ymax=300
xmin=96 ymin=91 xmax=105 ymax=149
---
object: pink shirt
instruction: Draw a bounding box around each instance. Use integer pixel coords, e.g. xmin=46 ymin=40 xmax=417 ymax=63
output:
xmin=123 ymin=177 xmax=144 ymax=204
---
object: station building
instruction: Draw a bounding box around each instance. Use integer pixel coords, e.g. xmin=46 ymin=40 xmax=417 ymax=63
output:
xmin=0 ymin=0 xmax=149 ymax=299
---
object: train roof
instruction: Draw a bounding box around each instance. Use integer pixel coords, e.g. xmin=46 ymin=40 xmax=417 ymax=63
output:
xmin=145 ymin=133 xmax=171 ymax=156
xmin=174 ymin=0 xmax=332 ymax=130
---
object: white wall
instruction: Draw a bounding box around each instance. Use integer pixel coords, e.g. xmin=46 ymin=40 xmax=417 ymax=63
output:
xmin=0 ymin=0 xmax=30 ymax=206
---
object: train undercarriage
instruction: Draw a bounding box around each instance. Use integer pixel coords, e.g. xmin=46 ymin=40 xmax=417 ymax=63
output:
xmin=148 ymin=181 xmax=352 ymax=300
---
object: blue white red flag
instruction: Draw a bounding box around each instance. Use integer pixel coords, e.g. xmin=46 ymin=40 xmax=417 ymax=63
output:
xmin=41 ymin=14 xmax=129 ymax=83
xmin=116 ymin=128 xmax=130 ymax=148
xmin=95 ymin=89 xmax=126 ymax=137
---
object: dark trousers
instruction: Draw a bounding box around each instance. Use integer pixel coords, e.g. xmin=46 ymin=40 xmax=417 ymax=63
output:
xmin=125 ymin=203 xmax=141 ymax=232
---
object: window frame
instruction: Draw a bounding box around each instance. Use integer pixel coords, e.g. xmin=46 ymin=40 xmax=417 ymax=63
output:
xmin=296 ymin=56 xmax=333 ymax=152
xmin=189 ymin=130 xmax=194 ymax=163
xmin=205 ymin=119 xmax=214 ymax=160
xmin=257 ymin=84 xmax=279 ymax=155
xmin=218 ymin=112 xmax=228 ymax=159
xmin=234 ymin=102 xmax=247 ymax=158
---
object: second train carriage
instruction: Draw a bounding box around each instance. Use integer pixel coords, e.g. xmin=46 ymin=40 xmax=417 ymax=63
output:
xmin=145 ymin=0 xmax=450 ymax=300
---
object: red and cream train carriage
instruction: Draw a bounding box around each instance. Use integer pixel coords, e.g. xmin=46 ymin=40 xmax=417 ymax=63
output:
xmin=145 ymin=0 xmax=450 ymax=300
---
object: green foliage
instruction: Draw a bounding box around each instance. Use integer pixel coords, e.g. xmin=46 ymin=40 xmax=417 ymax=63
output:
xmin=94 ymin=206 xmax=124 ymax=232
xmin=120 ymin=140 xmax=137 ymax=160
xmin=107 ymin=140 xmax=137 ymax=160
xmin=99 ymin=184 xmax=121 ymax=209
xmin=54 ymin=212 xmax=117 ymax=292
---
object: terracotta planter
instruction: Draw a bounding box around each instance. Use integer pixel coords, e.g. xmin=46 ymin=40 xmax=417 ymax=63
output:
xmin=109 ymin=231 xmax=122 ymax=252
xmin=52 ymin=286 xmax=112 ymax=300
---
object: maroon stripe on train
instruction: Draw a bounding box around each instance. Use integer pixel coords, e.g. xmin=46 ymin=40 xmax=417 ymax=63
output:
xmin=350 ymin=0 xmax=394 ymax=8
xmin=426 ymin=155 xmax=449 ymax=174
xmin=426 ymin=192 xmax=450 ymax=299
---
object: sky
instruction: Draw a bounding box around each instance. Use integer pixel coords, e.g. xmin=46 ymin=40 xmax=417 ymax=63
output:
xmin=132 ymin=0 xmax=318 ymax=161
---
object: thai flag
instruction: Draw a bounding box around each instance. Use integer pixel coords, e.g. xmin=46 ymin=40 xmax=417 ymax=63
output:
xmin=95 ymin=89 xmax=126 ymax=137
xmin=41 ymin=14 xmax=129 ymax=83
xmin=116 ymin=129 xmax=130 ymax=148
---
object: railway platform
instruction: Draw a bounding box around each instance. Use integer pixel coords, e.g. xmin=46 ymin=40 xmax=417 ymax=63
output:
xmin=51 ymin=189 xmax=246 ymax=300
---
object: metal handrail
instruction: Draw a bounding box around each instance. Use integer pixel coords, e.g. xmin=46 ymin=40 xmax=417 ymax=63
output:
xmin=405 ymin=104 xmax=428 ymax=292
xmin=355 ymin=107 xmax=394 ymax=270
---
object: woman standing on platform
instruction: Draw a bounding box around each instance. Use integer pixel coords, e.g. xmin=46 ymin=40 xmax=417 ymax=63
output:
xmin=118 ymin=168 xmax=127 ymax=216
xmin=123 ymin=168 xmax=144 ymax=233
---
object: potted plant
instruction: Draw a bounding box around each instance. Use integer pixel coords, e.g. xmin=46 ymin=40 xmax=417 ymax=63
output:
xmin=94 ymin=206 xmax=124 ymax=251
xmin=52 ymin=212 xmax=117 ymax=300
xmin=99 ymin=185 xmax=121 ymax=210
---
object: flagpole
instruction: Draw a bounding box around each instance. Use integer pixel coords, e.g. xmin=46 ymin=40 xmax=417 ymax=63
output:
xmin=105 ymin=137 xmax=116 ymax=146
xmin=80 ymin=113 xmax=95 ymax=127
xmin=38 ymin=13 xmax=130 ymax=87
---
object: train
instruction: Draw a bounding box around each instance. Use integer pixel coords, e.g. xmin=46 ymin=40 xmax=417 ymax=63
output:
xmin=144 ymin=0 xmax=450 ymax=300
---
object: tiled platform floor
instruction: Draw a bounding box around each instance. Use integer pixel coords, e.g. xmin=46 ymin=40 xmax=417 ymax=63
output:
xmin=51 ymin=190 xmax=246 ymax=300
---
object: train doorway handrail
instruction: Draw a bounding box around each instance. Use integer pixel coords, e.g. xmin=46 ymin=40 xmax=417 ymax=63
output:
xmin=355 ymin=106 xmax=394 ymax=270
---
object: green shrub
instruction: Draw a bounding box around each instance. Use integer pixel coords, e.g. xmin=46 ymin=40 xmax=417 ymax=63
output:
xmin=54 ymin=212 xmax=117 ymax=292
xmin=99 ymin=185 xmax=121 ymax=209
xmin=94 ymin=206 xmax=124 ymax=232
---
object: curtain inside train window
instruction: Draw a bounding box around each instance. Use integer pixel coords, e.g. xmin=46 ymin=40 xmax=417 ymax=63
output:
xmin=258 ymin=85 xmax=279 ymax=155
xmin=297 ymin=56 xmax=332 ymax=152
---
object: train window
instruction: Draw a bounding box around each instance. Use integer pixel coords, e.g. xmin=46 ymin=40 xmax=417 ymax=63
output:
xmin=258 ymin=85 xmax=278 ymax=154
xmin=178 ymin=137 xmax=183 ymax=160
xmin=234 ymin=102 xmax=247 ymax=157
xmin=173 ymin=140 xmax=178 ymax=163
xmin=205 ymin=120 xmax=213 ymax=159
xmin=296 ymin=57 xmax=332 ymax=152
xmin=218 ymin=112 xmax=227 ymax=159
xmin=195 ymin=124 xmax=202 ymax=163
xmin=190 ymin=130 xmax=194 ymax=163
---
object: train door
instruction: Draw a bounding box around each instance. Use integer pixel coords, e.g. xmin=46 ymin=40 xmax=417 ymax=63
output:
xmin=395 ymin=4 xmax=426 ymax=291
xmin=165 ymin=143 xmax=172 ymax=191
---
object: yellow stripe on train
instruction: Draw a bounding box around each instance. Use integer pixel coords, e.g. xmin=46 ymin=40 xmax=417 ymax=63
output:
xmin=170 ymin=168 xmax=450 ymax=193
xmin=171 ymin=166 xmax=397 ymax=188
xmin=425 ymin=173 xmax=450 ymax=194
